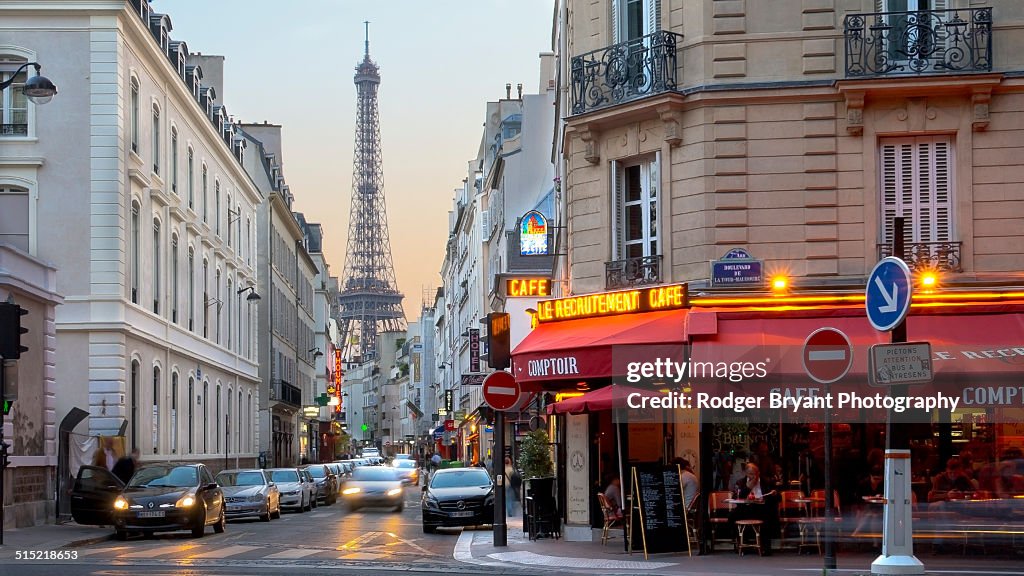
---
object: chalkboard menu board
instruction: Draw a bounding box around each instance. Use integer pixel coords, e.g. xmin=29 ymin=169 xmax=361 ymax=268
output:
xmin=629 ymin=464 xmax=689 ymax=556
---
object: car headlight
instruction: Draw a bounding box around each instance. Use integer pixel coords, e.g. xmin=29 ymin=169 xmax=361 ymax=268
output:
xmin=386 ymin=488 xmax=402 ymax=497
xmin=249 ymin=494 xmax=265 ymax=502
xmin=342 ymin=487 xmax=361 ymax=495
xmin=284 ymin=490 xmax=299 ymax=496
xmin=423 ymin=495 xmax=439 ymax=509
xmin=175 ymin=493 xmax=196 ymax=508
xmin=113 ymin=496 xmax=128 ymax=510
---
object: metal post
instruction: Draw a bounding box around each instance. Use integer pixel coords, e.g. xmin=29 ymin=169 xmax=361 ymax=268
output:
xmin=1 ymin=356 xmax=7 ymax=545
xmin=493 ymin=409 xmax=507 ymax=546
xmin=824 ymin=382 xmax=836 ymax=570
xmin=888 ymin=218 xmax=909 ymax=450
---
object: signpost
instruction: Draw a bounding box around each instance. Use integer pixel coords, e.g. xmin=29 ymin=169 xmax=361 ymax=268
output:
xmin=866 ymin=257 xmax=913 ymax=332
xmin=482 ymin=371 xmax=523 ymax=412
xmin=869 ymin=343 xmax=933 ymax=387
xmin=482 ymin=370 xmax=525 ymax=550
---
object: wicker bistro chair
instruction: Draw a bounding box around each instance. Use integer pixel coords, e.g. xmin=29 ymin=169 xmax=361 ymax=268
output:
xmin=597 ymin=492 xmax=625 ymax=545
xmin=797 ymin=490 xmax=842 ymax=555
xmin=685 ymin=491 xmax=702 ymax=553
xmin=708 ymin=490 xmax=734 ymax=551
xmin=778 ymin=489 xmax=806 ymax=548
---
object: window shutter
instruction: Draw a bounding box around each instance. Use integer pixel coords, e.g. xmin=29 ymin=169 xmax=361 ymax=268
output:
xmin=648 ymin=152 xmax=660 ymax=257
xmin=880 ymin=143 xmax=899 ymax=247
xmin=481 ymin=210 xmax=490 ymax=240
xmin=918 ymin=137 xmax=952 ymax=243
xmin=879 ymin=136 xmax=953 ymax=247
xmin=648 ymin=0 xmax=662 ymax=34
xmin=611 ymin=161 xmax=624 ymax=260
xmin=611 ymin=0 xmax=621 ymax=44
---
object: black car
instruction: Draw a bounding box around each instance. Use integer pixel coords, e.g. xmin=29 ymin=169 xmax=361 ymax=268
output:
xmin=70 ymin=463 xmax=225 ymax=540
xmin=421 ymin=467 xmax=494 ymax=533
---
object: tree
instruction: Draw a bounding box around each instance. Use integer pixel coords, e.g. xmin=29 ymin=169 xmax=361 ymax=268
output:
xmin=518 ymin=428 xmax=554 ymax=479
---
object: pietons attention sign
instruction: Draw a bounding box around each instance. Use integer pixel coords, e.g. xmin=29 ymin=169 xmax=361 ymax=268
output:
xmin=535 ymin=283 xmax=687 ymax=323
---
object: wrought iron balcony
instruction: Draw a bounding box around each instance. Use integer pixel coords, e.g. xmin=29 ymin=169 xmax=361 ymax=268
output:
xmin=570 ymin=31 xmax=683 ymax=116
xmin=273 ymin=380 xmax=302 ymax=408
xmin=605 ymin=255 xmax=662 ymax=290
xmin=877 ymin=241 xmax=962 ymax=273
xmin=0 ymin=123 xmax=28 ymax=136
xmin=844 ymin=8 xmax=991 ymax=78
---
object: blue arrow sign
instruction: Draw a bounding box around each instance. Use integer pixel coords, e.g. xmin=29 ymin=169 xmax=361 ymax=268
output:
xmin=866 ymin=257 xmax=913 ymax=331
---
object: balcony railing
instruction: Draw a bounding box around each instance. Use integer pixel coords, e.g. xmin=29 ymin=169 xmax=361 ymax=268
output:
xmin=273 ymin=380 xmax=302 ymax=408
xmin=878 ymin=241 xmax=962 ymax=273
xmin=570 ymin=31 xmax=683 ymax=116
xmin=844 ymin=8 xmax=991 ymax=77
xmin=605 ymin=255 xmax=662 ymax=290
xmin=0 ymin=123 xmax=28 ymax=136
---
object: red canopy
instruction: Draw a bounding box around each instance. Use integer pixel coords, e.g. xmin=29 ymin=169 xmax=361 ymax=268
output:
xmin=547 ymin=384 xmax=664 ymax=414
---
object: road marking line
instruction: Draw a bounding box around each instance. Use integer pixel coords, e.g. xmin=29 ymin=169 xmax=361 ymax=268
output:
xmin=488 ymin=550 xmax=675 ymax=570
xmin=453 ymin=528 xmax=506 ymax=568
xmin=76 ymin=546 xmax=130 ymax=556
xmin=263 ymin=548 xmax=323 ymax=559
xmin=339 ymin=531 xmax=378 ymax=550
xmin=187 ymin=544 xmax=260 ymax=559
xmin=118 ymin=544 xmax=192 ymax=558
xmin=339 ymin=552 xmax=384 ymax=560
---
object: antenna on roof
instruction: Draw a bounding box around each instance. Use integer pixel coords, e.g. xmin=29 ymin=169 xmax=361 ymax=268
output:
xmin=364 ymin=20 xmax=370 ymax=57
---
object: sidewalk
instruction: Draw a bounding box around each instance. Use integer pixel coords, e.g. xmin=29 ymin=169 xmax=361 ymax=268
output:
xmin=0 ymin=522 xmax=111 ymax=558
xmin=457 ymin=517 xmax=1024 ymax=576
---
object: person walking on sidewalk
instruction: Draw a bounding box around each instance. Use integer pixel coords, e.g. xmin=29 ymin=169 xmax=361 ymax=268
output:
xmin=504 ymin=456 xmax=521 ymax=516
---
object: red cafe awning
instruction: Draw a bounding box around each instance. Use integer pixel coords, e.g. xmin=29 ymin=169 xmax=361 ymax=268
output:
xmin=686 ymin=303 xmax=1024 ymax=381
xmin=512 ymin=309 xmax=686 ymax=384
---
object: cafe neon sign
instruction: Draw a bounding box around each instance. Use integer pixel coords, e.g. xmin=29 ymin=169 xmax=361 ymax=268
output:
xmin=534 ymin=283 xmax=687 ymax=323
xmin=520 ymin=211 xmax=549 ymax=256
xmin=507 ymin=277 xmax=551 ymax=297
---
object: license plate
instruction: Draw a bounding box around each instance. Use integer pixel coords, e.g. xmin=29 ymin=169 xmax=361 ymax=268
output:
xmin=450 ymin=511 xmax=474 ymax=518
xmin=137 ymin=510 xmax=165 ymax=518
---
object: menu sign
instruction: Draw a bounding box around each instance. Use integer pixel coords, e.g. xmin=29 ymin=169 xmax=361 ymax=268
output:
xmin=629 ymin=464 xmax=689 ymax=557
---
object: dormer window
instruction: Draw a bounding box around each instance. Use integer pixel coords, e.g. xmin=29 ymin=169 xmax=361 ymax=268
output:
xmin=138 ymin=0 xmax=149 ymax=23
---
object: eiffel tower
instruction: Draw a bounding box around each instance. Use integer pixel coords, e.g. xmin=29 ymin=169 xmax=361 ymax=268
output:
xmin=337 ymin=23 xmax=406 ymax=361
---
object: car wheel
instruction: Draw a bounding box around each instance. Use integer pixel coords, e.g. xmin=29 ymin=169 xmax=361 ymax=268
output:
xmin=422 ymin=523 xmax=436 ymax=534
xmin=271 ymin=504 xmax=281 ymax=519
xmin=311 ymin=496 xmax=318 ymax=509
xmin=394 ymin=503 xmax=404 ymax=513
xmin=115 ymin=529 xmax=128 ymax=541
xmin=191 ymin=517 xmax=206 ymax=538
xmin=214 ymin=508 xmax=226 ymax=534
xmin=260 ymin=505 xmax=271 ymax=522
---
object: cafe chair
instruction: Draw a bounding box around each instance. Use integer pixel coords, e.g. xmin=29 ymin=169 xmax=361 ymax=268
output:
xmin=708 ymin=490 xmax=733 ymax=551
xmin=736 ymin=519 xmax=764 ymax=556
xmin=798 ymin=490 xmax=842 ymax=555
xmin=597 ymin=492 xmax=624 ymax=546
xmin=778 ymin=489 xmax=805 ymax=547
xmin=685 ymin=492 xmax=701 ymax=555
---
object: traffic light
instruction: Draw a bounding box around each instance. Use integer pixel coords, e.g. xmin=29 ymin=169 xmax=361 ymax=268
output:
xmin=485 ymin=312 xmax=510 ymax=370
xmin=0 ymin=302 xmax=29 ymax=359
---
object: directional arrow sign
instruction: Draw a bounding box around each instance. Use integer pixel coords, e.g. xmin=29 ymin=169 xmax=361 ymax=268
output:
xmin=866 ymin=257 xmax=913 ymax=332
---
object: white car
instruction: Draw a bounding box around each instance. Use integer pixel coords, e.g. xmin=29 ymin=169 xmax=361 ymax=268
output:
xmin=361 ymin=449 xmax=381 ymax=459
xmin=267 ymin=468 xmax=314 ymax=512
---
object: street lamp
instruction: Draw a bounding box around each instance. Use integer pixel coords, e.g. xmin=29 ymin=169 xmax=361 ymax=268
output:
xmin=236 ymin=285 xmax=261 ymax=301
xmin=0 ymin=62 xmax=58 ymax=104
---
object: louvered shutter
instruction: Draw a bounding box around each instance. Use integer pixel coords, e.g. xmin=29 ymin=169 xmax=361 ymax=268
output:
xmin=648 ymin=0 xmax=661 ymax=34
xmin=916 ymin=137 xmax=952 ymax=243
xmin=648 ymin=151 xmax=660 ymax=257
xmin=611 ymin=0 xmax=621 ymax=44
xmin=612 ymin=161 xmax=624 ymax=260
xmin=879 ymin=136 xmax=953 ymax=247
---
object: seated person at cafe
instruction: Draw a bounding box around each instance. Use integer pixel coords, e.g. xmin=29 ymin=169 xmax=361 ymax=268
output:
xmin=730 ymin=463 xmax=779 ymax=555
xmin=928 ymin=457 xmax=975 ymax=503
xmin=604 ymin=476 xmax=624 ymax=519
xmin=853 ymin=466 xmax=885 ymax=535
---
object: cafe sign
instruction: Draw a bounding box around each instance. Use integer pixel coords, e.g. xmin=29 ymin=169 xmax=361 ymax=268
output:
xmin=535 ymin=283 xmax=687 ymax=323
xmin=520 ymin=211 xmax=549 ymax=256
xmin=710 ymin=248 xmax=763 ymax=287
xmin=506 ymin=277 xmax=551 ymax=297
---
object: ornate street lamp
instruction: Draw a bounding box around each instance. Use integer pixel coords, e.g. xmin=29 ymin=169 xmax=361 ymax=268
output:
xmin=0 ymin=62 xmax=58 ymax=104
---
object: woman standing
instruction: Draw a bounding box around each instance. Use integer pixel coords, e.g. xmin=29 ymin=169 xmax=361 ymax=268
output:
xmin=505 ymin=456 xmax=521 ymax=516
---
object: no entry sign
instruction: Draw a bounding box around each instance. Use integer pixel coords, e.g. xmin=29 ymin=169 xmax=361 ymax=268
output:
xmin=482 ymin=371 xmax=522 ymax=411
xmin=802 ymin=327 xmax=853 ymax=384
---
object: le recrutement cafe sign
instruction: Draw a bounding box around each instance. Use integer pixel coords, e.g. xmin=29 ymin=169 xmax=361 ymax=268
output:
xmin=534 ymin=283 xmax=687 ymax=323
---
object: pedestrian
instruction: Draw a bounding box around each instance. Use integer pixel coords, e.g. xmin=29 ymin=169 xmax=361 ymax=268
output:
xmin=112 ymin=448 xmax=140 ymax=485
xmin=504 ymin=456 xmax=521 ymax=516
xmin=93 ymin=436 xmax=118 ymax=471
xmin=430 ymin=452 xmax=442 ymax=471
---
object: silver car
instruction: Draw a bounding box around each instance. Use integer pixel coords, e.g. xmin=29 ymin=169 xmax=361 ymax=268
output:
xmin=267 ymin=468 xmax=314 ymax=512
xmin=215 ymin=469 xmax=281 ymax=522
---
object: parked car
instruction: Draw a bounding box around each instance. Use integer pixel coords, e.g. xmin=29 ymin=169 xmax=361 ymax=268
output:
xmin=341 ymin=466 xmax=404 ymax=512
xmin=303 ymin=464 xmax=337 ymax=505
xmin=392 ymin=459 xmax=420 ymax=485
xmin=299 ymin=468 xmax=319 ymax=509
xmin=267 ymin=468 xmax=313 ymax=512
xmin=421 ymin=467 xmax=494 ymax=533
xmin=215 ymin=469 xmax=281 ymax=522
xmin=361 ymin=448 xmax=381 ymax=458
xmin=325 ymin=463 xmax=348 ymax=496
xmin=71 ymin=463 xmax=225 ymax=540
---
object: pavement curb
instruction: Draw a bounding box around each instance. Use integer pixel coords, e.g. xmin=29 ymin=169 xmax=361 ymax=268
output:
xmin=62 ymin=533 xmax=113 ymax=548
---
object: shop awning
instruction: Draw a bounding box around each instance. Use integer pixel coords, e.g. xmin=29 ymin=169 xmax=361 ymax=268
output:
xmin=511 ymin=309 xmax=687 ymax=384
xmin=547 ymin=384 xmax=665 ymax=414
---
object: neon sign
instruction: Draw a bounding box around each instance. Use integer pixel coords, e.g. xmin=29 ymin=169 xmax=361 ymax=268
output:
xmin=507 ymin=278 xmax=551 ymax=297
xmin=520 ymin=211 xmax=549 ymax=256
xmin=535 ymin=283 xmax=687 ymax=323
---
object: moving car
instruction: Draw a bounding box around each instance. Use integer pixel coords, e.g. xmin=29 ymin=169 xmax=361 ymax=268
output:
xmin=392 ymin=459 xmax=420 ymax=485
xmin=71 ymin=463 xmax=226 ymax=540
xmin=303 ymin=464 xmax=337 ymax=505
xmin=341 ymin=466 xmax=404 ymax=512
xmin=394 ymin=454 xmax=413 ymax=461
xmin=361 ymin=447 xmax=381 ymax=458
xmin=267 ymin=468 xmax=313 ymax=512
xmin=216 ymin=469 xmax=281 ymax=522
xmin=421 ymin=467 xmax=494 ymax=533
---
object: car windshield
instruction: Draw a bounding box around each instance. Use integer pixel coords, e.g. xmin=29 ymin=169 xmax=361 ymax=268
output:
xmin=395 ymin=454 xmax=411 ymax=459
xmin=394 ymin=460 xmax=416 ymax=469
xmin=270 ymin=470 xmax=299 ymax=483
xmin=430 ymin=469 xmax=491 ymax=489
xmin=216 ymin=471 xmax=265 ymax=486
xmin=307 ymin=466 xmax=326 ymax=478
xmin=128 ymin=466 xmax=198 ymax=488
xmin=352 ymin=467 xmax=399 ymax=482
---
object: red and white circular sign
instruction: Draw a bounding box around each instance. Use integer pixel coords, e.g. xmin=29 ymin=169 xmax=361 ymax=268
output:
xmin=482 ymin=371 xmax=522 ymax=411
xmin=802 ymin=327 xmax=853 ymax=384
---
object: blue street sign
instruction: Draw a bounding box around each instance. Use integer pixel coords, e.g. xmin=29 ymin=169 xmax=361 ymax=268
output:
xmin=866 ymin=257 xmax=913 ymax=331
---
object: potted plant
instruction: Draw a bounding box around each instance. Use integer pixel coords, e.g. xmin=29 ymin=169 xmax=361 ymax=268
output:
xmin=518 ymin=428 xmax=554 ymax=480
xmin=518 ymin=428 xmax=556 ymax=537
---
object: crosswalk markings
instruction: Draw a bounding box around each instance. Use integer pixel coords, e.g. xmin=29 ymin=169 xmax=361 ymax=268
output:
xmin=262 ymin=548 xmax=324 ymax=560
xmin=75 ymin=546 xmax=130 ymax=556
xmin=339 ymin=552 xmax=384 ymax=560
xmin=119 ymin=544 xmax=191 ymax=558
xmin=186 ymin=544 xmax=260 ymax=559
xmin=339 ymin=531 xmax=379 ymax=550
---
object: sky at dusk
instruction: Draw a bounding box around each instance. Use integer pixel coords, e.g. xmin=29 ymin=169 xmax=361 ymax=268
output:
xmin=168 ymin=0 xmax=555 ymax=318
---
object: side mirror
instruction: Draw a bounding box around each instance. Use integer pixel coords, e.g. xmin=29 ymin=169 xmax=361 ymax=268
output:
xmin=268 ymin=481 xmax=275 ymax=487
xmin=205 ymin=483 xmax=218 ymax=491
xmin=421 ymin=484 xmax=428 ymax=492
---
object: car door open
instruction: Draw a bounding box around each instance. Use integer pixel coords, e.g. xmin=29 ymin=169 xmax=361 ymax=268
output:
xmin=70 ymin=465 xmax=125 ymax=526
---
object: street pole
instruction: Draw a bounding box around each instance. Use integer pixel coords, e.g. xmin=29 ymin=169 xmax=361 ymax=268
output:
xmin=1 ymin=356 xmax=8 ymax=545
xmin=493 ymin=409 xmax=507 ymax=546
xmin=824 ymin=381 xmax=836 ymax=571
xmin=888 ymin=217 xmax=909 ymax=450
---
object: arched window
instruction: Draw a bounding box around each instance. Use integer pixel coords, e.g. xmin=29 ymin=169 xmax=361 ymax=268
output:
xmin=171 ymin=372 xmax=178 ymax=454
xmin=187 ymin=147 xmax=194 ymax=209
xmin=130 ymin=360 xmax=140 ymax=451
xmin=187 ymin=376 xmax=195 ymax=454
xmin=152 ymin=365 xmax=161 ymax=454
xmin=188 ymin=247 xmax=195 ymax=331
xmin=152 ymin=218 xmax=160 ymax=314
xmin=203 ymin=258 xmax=209 ymax=338
xmin=226 ymin=386 xmax=232 ymax=455
xmin=226 ymin=193 xmax=232 ymax=248
xmin=203 ymin=380 xmax=209 ymax=453
xmin=215 ymin=180 xmax=221 ymax=236
xmin=131 ymin=201 xmax=140 ymax=304
xmin=215 ymin=269 xmax=222 ymax=344
xmin=246 ymin=391 xmax=252 ymax=452
xmin=215 ymin=383 xmax=222 ymax=453
xmin=170 ymin=127 xmax=178 ymax=194
xmin=152 ymin=103 xmax=160 ymax=174
xmin=130 ymin=78 xmax=140 ymax=153
xmin=226 ymin=278 xmax=233 ymax=350
xmin=237 ymin=390 xmax=242 ymax=452
xmin=171 ymin=234 xmax=179 ymax=323
xmin=201 ymin=164 xmax=208 ymax=223
xmin=245 ymin=217 xmax=251 ymax=266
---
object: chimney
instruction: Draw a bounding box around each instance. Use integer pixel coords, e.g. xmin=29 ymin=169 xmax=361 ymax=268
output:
xmin=505 ymin=83 xmax=511 ymax=99
xmin=517 ymin=83 xmax=523 ymax=100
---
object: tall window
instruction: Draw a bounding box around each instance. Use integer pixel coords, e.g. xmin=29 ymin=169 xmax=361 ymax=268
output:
xmin=246 ymin=392 xmax=252 ymax=452
xmin=203 ymin=381 xmax=209 ymax=453
xmin=188 ymin=247 xmax=195 ymax=331
xmin=0 ymin=64 xmax=28 ymax=136
xmin=131 ymin=202 xmax=140 ymax=304
xmin=130 ymin=78 xmax=139 ymax=153
xmin=215 ymin=180 xmax=221 ymax=236
xmin=152 ymin=219 xmax=161 ymax=314
xmin=171 ymin=235 xmax=179 ymax=323
xmin=879 ymin=135 xmax=953 ymax=246
xmin=171 ymin=372 xmax=178 ymax=454
xmin=237 ymin=390 xmax=242 ymax=452
xmin=226 ymin=194 xmax=232 ymax=247
xmin=0 ymin=186 xmax=30 ymax=251
xmin=215 ymin=269 xmax=222 ymax=344
xmin=612 ymin=154 xmax=660 ymax=260
xmin=130 ymin=360 xmax=140 ymax=451
xmin=152 ymin=366 xmax=160 ymax=454
xmin=245 ymin=217 xmax=251 ymax=266
xmin=170 ymin=127 xmax=178 ymax=193
xmin=226 ymin=387 xmax=232 ymax=455
xmin=202 ymin=164 xmax=208 ymax=223
xmin=227 ymin=278 xmax=233 ymax=350
xmin=215 ymin=383 xmax=222 ymax=453
xmin=152 ymin=104 xmax=160 ymax=174
xmin=187 ymin=377 xmax=195 ymax=454
xmin=187 ymin=148 xmax=195 ymax=209
xmin=203 ymin=259 xmax=209 ymax=338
